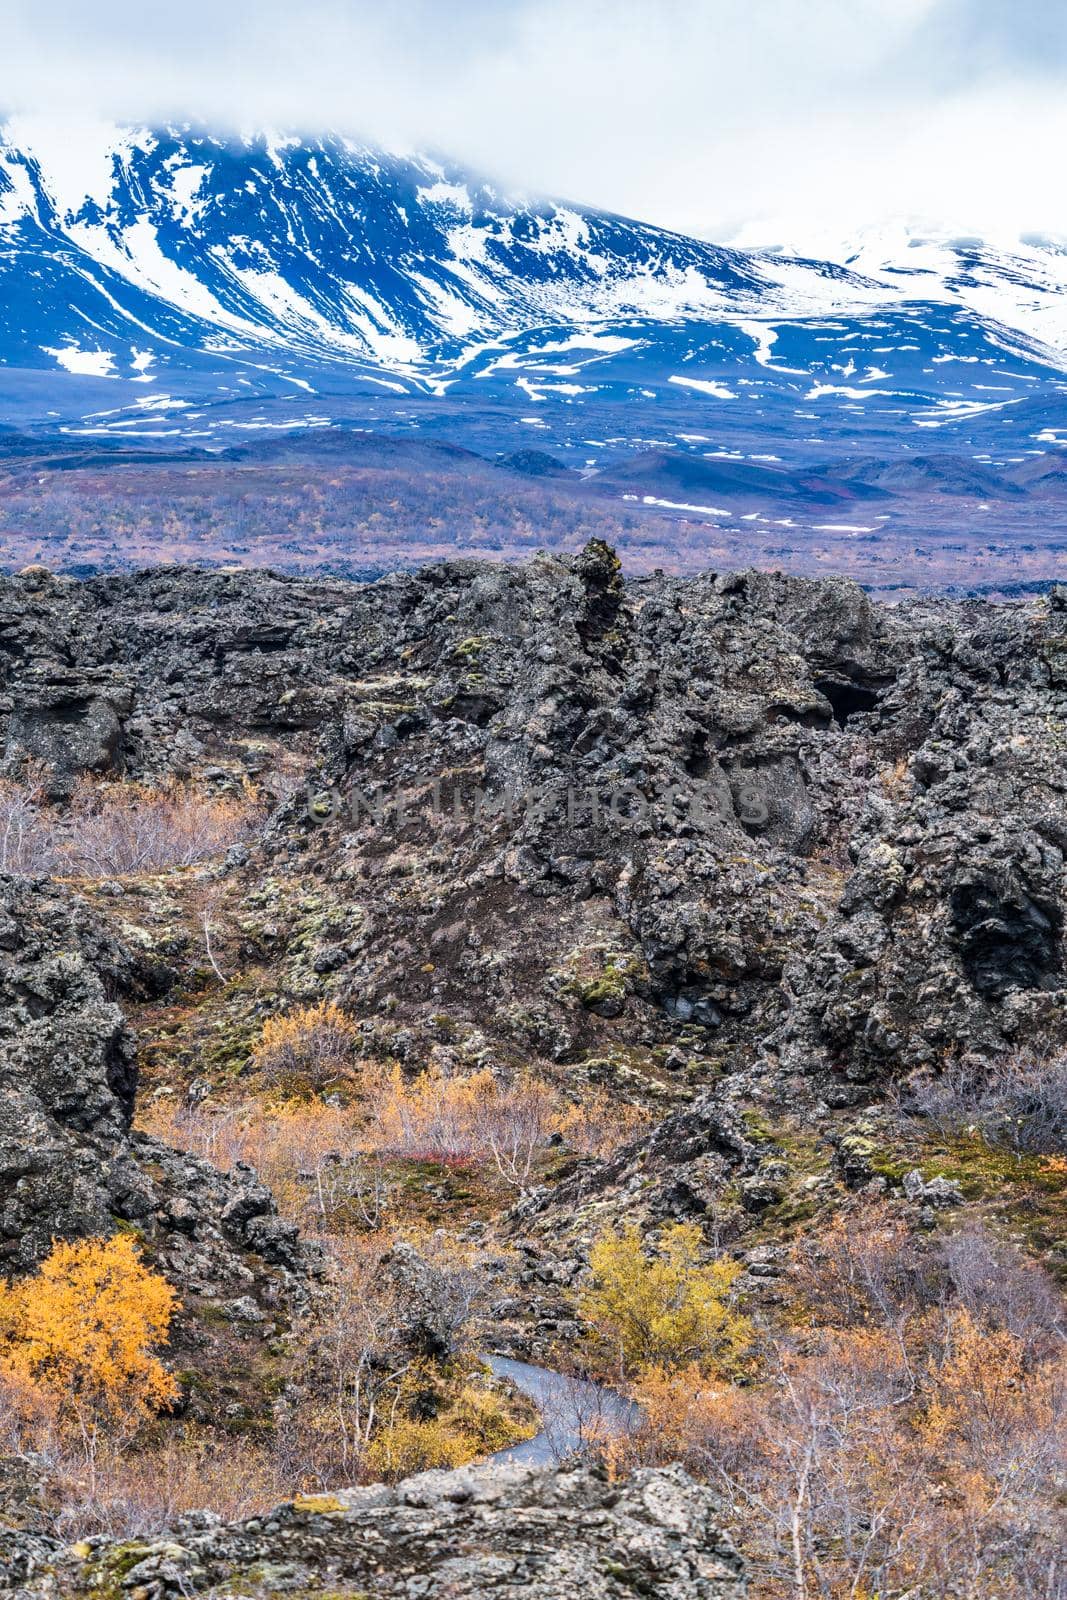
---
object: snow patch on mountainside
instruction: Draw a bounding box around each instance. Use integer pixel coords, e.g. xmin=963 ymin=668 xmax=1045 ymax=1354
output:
xmin=2 ymin=120 xmax=1067 ymax=470
xmin=730 ymin=217 xmax=1067 ymax=361
xmin=42 ymin=344 xmax=117 ymax=377
xmin=669 ymin=374 xmax=737 ymax=399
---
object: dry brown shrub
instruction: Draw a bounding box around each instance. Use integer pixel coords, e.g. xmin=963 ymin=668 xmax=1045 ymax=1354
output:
xmin=251 ymin=1001 xmax=361 ymax=1093
xmin=278 ymin=1234 xmax=405 ymax=1485
xmin=789 ymin=1203 xmax=923 ymax=1330
xmin=0 ymin=772 xmax=258 ymax=879
xmin=908 ymin=1049 xmax=1067 ymax=1155
xmin=0 ymin=765 xmax=56 ymax=875
xmin=617 ymin=1213 xmax=1067 ymax=1600
xmin=551 ymin=1090 xmax=651 ymax=1159
xmin=64 ymin=776 xmax=258 ymax=876
xmin=148 ymin=1066 xmax=655 ymax=1222
xmin=280 ymin=1232 xmax=490 ymax=1487
xmin=624 ymin=1321 xmax=1066 ymax=1600
xmin=936 ymin=1225 xmax=1065 ymax=1359
xmin=46 ymin=1434 xmax=289 ymax=1542
xmin=138 ymin=1096 xmax=384 ymax=1234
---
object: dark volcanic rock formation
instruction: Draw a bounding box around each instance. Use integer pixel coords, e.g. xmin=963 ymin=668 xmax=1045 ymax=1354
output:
xmin=0 ymin=549 xmax=1064 ymax=1588
xmin=0 ymin=549 xmax=1064 ymax=1265
xmin=0 ymin=873 xmax=316 ymax=1309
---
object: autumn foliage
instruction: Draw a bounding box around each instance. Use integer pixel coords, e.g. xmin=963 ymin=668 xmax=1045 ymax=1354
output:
xmin=363 ymin=1064 xmax=553 ymax=1188
xmin=140 ymin=1094 xmax=394 ymax=1234
xmin=616 ymin=1211 xmax=1066 ymax=1600
xmin=251 ymin=1000 xmax=362 ymax=1092
xmin=142 ymin=1063 xmax=646 ymax=1231
xmin=362 ymin=1063 xmax=645 ymax=1185
xmin=0 ymin=1235 xmax=178 ymax=1447
xmin=579 ymin=1222 xmax=752 ymax=1377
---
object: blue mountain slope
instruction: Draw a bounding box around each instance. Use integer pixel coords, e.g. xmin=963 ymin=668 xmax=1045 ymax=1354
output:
xmin=0 ymin=125 xmax=787 ymax=371
xmin=1 ymin=120 xmax=1065 ymax=468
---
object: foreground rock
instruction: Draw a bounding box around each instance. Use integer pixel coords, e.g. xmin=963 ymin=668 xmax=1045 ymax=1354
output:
xmin=0 ymin=874 xmax=316 ymax=1312
xmin=1 ymin=550 xmax=1064 ymax=1253
xmin=6 ymin=1461 xmax=744 ymax=1599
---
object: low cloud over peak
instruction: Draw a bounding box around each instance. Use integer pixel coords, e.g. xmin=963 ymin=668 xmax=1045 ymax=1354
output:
xmin=2 ymin=0 xmax=1062 ymax=244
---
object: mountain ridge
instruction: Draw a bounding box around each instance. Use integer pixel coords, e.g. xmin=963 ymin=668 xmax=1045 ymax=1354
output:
xmin=0 ymin=119 xmax=873 ymax=381
xmin=2 ymin=119 xmax=1064 ymax=442
xmin=2 ymin=120 xmax=1066 ymax=593
xmin=732 ymin=216 xmax=1067 ymax=358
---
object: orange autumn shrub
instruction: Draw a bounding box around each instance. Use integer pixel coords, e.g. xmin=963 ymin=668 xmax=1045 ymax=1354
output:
xmin=551 ymin=1090 xmax=650 ymax=1159
xmin=364 ymin=1066 xmax=642 ymax=1187
xmin=147 ymin=1068 xmax=655 ymax=1229
xmin=0 ymin=1358 xmax=61 ymax=1456
xmin=625 ymin=1360 xmax=765 ymax=1484
xmin=251 ymin=1000 xmax=361 ymax=1091
xmin=364 ymin=1063 xmax=495 ymax=1163
xmin=0 ymin=1235 xmax=178 ymax=1448
xmin=789 ymin=1203 xmax=920 ymax=1329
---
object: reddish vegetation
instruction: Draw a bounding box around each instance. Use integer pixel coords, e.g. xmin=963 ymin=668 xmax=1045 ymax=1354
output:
xmin=140 ymin=1062 xmax=649 ymax=1232
xmin=1 ymin=450 xmax=1063 ymax=595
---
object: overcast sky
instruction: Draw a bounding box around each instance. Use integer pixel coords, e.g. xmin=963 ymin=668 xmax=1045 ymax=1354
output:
xmin=2 ymin=0 xmax=1063 ymax=244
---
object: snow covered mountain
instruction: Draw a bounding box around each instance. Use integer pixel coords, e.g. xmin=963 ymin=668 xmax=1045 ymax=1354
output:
xmin=1 ymin=120 xmax=1065 ymax=465
xmin=730 ymin=217 xmax=1067 ymax=360
xmin=0 ymin=118 xmax=881 ymax=377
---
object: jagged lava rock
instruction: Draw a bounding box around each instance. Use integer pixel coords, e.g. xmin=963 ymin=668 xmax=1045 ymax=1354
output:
xmin=0 ymin=874 xmax=317 ymax=1308
xmin=0 ymin=550 xmax=1063 ymax=1235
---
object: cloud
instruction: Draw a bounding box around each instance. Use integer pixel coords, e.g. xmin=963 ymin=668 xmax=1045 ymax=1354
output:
xmin=0 ymin=0 xmax=1062 ymax=242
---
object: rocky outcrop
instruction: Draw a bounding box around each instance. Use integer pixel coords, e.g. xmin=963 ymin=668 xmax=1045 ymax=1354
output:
xmin=0 ymin=874 xmax=316 ymax=1310
xmin=0 ymin=1456 xmax=56 ymax=1592
xmin=773 ymin=605 xmax=1067 ymax=1084
xmin=0 ymin=552 xmax=1063 ymax=1267
xmin=6 ymin=1461 xmax=744 ymax=1599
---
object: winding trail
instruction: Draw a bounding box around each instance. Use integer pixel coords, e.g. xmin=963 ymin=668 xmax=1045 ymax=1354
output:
xmin=486 ymin=1354 xmax=639 ymax=1465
